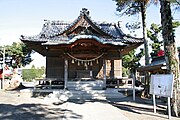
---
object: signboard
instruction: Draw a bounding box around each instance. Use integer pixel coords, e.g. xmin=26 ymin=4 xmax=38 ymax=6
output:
xmin=150 ymin=74 xmax=174 ymax=98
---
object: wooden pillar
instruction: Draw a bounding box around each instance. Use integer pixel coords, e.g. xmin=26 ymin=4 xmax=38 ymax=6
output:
xmin=64 ymin=59 xmax=68 ymax=89
xmin=103 ymin=59 xmax=106 ymax=89
xmin=110 ymin=60 xmax=114 ymax=79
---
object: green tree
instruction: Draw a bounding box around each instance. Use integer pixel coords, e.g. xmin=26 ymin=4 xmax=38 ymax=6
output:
xmin=114 ymin=0 xmax=155 ymax=97
xmin=22 ymin=69 xmax=36 ymax=81
xmin=148 ymin=22 xmax=180 ymax=59
xmin=115 ymin=0 xmax=180 ymax=115
xmin=115 ymin=0 xmax=179 ymax=90
xmin=160 ymin=0 xmax=180 ymax=116
xmin=0 ymin=42 xmax=33 ymax=68
xmin=147 ymin=21 xmax=180 ymax=116
xmin=147 ymin=23 xmax=163 ymax=58
xmin=115 ymin=0 xmax=153 ymax=65
xmin=36 ymin=66 xmax=45 ymax=78
xmin=122 ymin=49 xmax=144 ymax=75
xmin=22 ymin=65 xmax=45 ymax=81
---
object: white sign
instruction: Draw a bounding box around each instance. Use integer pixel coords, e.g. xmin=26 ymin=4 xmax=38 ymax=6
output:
xmin=150 ymin=74 xmax=174 ymax=98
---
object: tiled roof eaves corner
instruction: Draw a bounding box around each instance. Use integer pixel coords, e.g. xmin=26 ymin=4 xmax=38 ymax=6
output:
xmin=122 ymin=35 xmax=144 ymax=43
xmin=39 ymin=20 xmax=70 ymax=38
xmin=20 ymin=35 xmax=48 ymax=42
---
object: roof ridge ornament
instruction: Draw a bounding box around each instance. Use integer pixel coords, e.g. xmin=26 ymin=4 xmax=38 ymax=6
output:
xmin=80 ymin=8 xmax=90 ymax=16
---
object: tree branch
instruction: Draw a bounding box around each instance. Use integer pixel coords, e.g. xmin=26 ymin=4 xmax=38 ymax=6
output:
xmin=176 ymin=0 xmax=180 ymax=5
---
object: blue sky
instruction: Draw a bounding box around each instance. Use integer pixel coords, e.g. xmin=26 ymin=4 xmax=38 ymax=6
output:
xmin=0 ymin=0 xmax=121 ymax=44
xmin=0 ymin=0 xmax=179 ymax=67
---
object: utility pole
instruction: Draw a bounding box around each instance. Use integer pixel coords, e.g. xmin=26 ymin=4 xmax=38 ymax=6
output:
xmin=0 ymin=46 xmax=5 ymax=90
xmin=2 ymin=46 xmax=5 ymax=90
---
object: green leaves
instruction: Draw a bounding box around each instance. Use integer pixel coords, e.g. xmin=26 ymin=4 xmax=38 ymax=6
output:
xmin=22 ymin=67 xmax=45 ymax=82
xmin=172 ymin=21 xmax=180 ymax=28
xmin=148 ymin=22 xmax=179 ymax=59
xmin=148 ymin=23 xmax=163 ymax=58
xmin=115 ymin=0 xmax=141 ymax=16
xmin=0 ymin=42 xmax=33 ymax=68
xmin=122 ymin=48 xmax=144 ymax=73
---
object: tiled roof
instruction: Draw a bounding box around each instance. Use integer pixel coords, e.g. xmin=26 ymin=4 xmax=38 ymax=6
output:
xmin=137 ymin=56 xmax=166 ymax=72
xmin=20 ymin=8 xmax=143 ymax=45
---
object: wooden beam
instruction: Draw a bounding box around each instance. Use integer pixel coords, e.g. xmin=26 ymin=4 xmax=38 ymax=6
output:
xmin=103 ymin=59 xmax=107 ymax=89
xmin=64 ymin=59 xmax=68 ymax=89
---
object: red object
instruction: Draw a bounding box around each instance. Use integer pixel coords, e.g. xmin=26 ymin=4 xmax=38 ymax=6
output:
xmin=0 ymin=66 xmax=11 ymax=78
xmin=0 ymin=69 xmax=2 ymax=79
xmin=4 ymin=65 xmax=9 ymax=70
xmin=157 ymin=50 xmax=164 ymax=57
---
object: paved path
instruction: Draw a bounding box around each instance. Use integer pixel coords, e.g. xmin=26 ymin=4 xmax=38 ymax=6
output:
xmin=0 ymin=90 xmax=129 ymax=120
xmin=1 ymin=90 xmax=180 ymax=120
xmin=60 ymin=101 xmax=129 ymax=120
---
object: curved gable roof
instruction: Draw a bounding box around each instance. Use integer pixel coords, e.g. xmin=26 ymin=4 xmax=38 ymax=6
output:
xmin=20 ymin=8 xmax=143 ymax=46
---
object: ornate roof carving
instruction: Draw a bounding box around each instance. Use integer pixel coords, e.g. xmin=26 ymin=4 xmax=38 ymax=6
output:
xmin=20 ymin=8 xmax=143 ymax=46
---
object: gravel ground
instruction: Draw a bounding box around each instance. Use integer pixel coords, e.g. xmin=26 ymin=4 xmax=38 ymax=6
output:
xmin=0 ymin=89 xmax=179 ymax=120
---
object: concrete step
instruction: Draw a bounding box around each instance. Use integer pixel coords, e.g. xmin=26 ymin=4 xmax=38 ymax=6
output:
xmin=68 ymin=89 xmax=124 ymax=99
xmin=67 ymin=80 xmax=104 ymax=90
xmin=21 ymin=88 xmax=126 ymax=102
xmin=43 ymin=89 xmax=124 ymax=100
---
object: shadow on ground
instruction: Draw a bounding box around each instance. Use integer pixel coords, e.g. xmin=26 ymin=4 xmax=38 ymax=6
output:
xmin=107 ymin=96 xmax=168 ymax=117
xmin=0 ymin=103 xmax=82 ymax=120
xmin=2 ymin=86 xmax=177 ymax=120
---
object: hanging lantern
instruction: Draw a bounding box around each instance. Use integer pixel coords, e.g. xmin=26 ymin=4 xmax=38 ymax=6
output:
xmin=85 ymin=62 xmax=88 ymax=70
xmin=90 ymin=61 xmax=93 ymax=66
xmin=84 ymin=62 xmax=87 ymax=66
xmin=96 ymin=59 xmax=99 ymax=64
xmin=72 ymin=59 xmax=74 ymax=63
xmin=78 ymin=61 xmax=80 ymax=66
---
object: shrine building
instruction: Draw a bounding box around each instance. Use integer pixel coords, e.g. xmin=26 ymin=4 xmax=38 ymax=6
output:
xmin=20 ymin=8 xmax=143 ymax=89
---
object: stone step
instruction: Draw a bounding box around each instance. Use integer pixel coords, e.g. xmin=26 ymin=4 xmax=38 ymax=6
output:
xmin=43 ymin=89 xmax=124 ymax=100
xmin=67 ymin=86 xmax=104 ymax=90
xmin=68 ymin=90 xmax=124 ymax=99
xmin=67 ymin=80 xmax=104 ymax=90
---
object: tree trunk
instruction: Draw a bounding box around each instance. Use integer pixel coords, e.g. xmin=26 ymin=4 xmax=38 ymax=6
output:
xmin=141 ymin=2 xmax=150 ymax=97
xmin=141 ymin=2 xmax=149 ymax=66
xmin=160 ymin=0 xmax=180 ymax=117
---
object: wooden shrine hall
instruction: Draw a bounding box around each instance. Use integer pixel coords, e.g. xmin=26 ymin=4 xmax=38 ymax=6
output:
xmin=20 ymin=8 xmax=143 ymax=89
